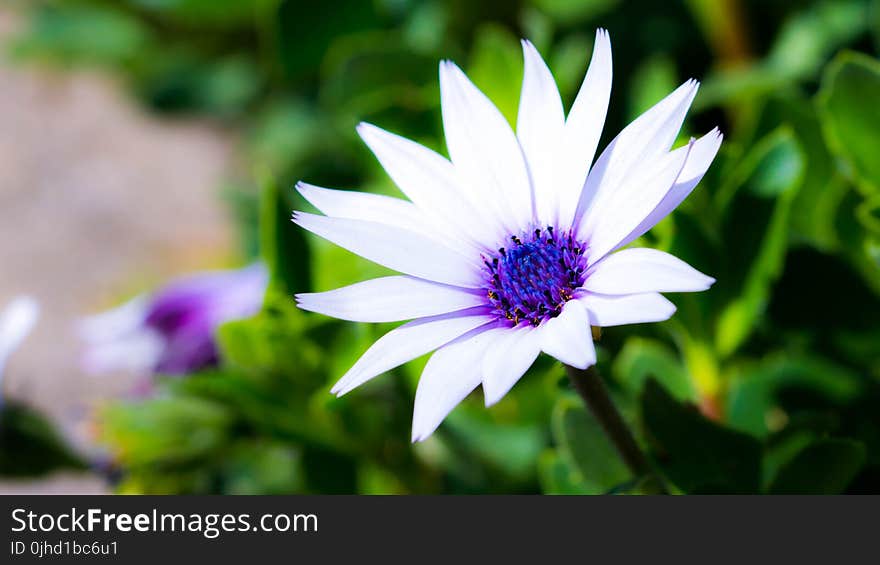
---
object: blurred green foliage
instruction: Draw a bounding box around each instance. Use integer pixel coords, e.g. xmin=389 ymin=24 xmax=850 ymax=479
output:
xmin=0 ymin=403 xmax=87 ymax=477
xmin=4 ymin=0 xmax=880 ymax=493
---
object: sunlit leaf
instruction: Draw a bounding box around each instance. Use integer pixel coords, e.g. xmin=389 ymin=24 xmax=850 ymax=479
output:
xmin=220 ymin=441 xmax=304 ymax=494
xmin=466 ymin=24 xmax=522 ymax=127
xmin=445 ymin=409 xmax=545 ymax=483
xmin=529 ymin=0 xmax=619 ymax=24
xmin=216 ymin=292 xmax=315 ymax=377
xmin=12 ymin=4 xmax=151 ymax=66
xmin=818 ymin=51 xmax=880 ymax=195
xmin=101 ymin=396 xmax=233 ymax=467
xmin=772 ymin=95 xmax=850 ymax=250
xmin=627 ymin=54 xmax=677 ymax=121
xmin=613 ymin=337 xmax=696 ymax=402
xmin=549 ymin=33 xmax=592 ymax=103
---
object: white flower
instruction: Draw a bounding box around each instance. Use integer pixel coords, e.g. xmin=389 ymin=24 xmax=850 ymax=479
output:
xmin=0 ymin=296 xmax=40 ymax=406
xmin=293 ymin=30 xmax=722 ymax=441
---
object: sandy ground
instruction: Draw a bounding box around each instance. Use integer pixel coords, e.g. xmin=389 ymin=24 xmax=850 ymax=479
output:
xmin=0 ymin=9 xmax=236 ymax=493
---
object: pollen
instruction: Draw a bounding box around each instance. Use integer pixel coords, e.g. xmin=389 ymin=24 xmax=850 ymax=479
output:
xmin=482 ymin=227 xmax=589 ymax=327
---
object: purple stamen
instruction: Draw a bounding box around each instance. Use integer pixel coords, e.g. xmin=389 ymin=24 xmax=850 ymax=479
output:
xmin=482 ymin=227 xmax=589 ymax=327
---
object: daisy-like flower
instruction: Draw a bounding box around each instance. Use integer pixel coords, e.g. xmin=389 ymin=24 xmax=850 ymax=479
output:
xmin=79 ymin=264 xmax=268 ymax=377
xmin=294 ymin=30 xmax=721 ymax=442
xmin=0 ymin=296 xmax=40 ymax=408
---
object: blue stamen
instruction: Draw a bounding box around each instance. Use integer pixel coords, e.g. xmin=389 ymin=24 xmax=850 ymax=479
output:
xmin=482 ymin=227 xmax=589 ymax=327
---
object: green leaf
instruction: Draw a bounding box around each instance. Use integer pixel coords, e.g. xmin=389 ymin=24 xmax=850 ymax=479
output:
xmin=818 ymin=51 xmax=880 ymax=194
xmin=537 ymin=450 xmax=591 ymax=494
xmin=857 ymin=193 xmax=880 ymax=235
xmin=445 ymin=409 xmax=546 ymax=483
xmin=0 ymin=403 xmax=87 ymax=477
xmin=127 ymin=0 xmax=260 ymax=29
xmin=549 ymin=34 xmax=592 ymax=103
xmin=697 ymin=0 xmax=868 ymax=109
xmin=320 ymin=34 xmax=436 ymax=121
xmin=768 ymin=438 xmax=866 ymax=494
xmin=219 ymin=441 xmax=304 ymax=494
xmin=101 ymin=396 xmax=233 ymax=467
xmin=530 ymin=0 xmax=619 ymax=24
xmin=715 ymin=127 xmax=803 ymax=358
xmin=874 ymin=0 xmax=880 ymax=50
xmin=776 ymin=94 xmax=850 ymax=250
xmin=627 ymin=54 xmax=678 ymax=122
xmin=197 ymin=56 xmax=262 ymax=117
xmin=466 ymin=24 xmax=522 ymax=127
xmin=836 ymin=189 xmax=880 ymax=295
xmin=726 ymin=354 xmax=863 ymax=438
xmin=12 ymin=4 xmax=151 ymax=66
xmin=642 ymin=379 xmax=762 ymax=493
xmin=747 ymin=132 xmax=805 ymax=198
xmin=259 ymin=173 xmax=311 ymax=295
xmin=134 ymin=51 xmax=263 ymax=116
xmin=761 ymin=429 xmax=816 ymax=490
xmin=613 ymin=337 xmax=696 ymax=402
xmin=275 ymin=0 xmax=381 ymax=80
xmin=402 ymin=1 xmax=450 ymax=54
xmin=216 ymin=291 xmax=315 ymax=378
xmin=247 ymin=100 xmax=324 ymax=174
xmin=551 ymin=395 xmax=632 ymax=494
xmin=716 ymin=126 xmax=804 ymax=209
xmin=767 ymin=0 xmax=867 ymax=79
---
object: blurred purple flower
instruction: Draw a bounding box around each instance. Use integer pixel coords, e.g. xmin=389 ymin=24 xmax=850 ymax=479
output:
xmin=79 ymin=264 xmax=268 ymax=376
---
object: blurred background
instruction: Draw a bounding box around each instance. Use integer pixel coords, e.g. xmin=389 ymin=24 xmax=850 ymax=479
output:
xmin=0 ymin=0 xmax=878 ymax=494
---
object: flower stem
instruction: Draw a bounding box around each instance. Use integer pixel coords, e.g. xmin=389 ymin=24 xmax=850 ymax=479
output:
xmin=565 ymin=364 xmax=665 ymax=493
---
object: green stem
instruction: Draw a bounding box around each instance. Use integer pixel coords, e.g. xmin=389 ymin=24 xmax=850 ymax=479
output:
xmin=565 ymin=364 xmax=665 ymax=493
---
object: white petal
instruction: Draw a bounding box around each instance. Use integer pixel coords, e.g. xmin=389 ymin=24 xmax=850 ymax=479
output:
xmin=296 ymin=276 xmax=485 ymax=323
xmin=331 ymin=310 xmax=493 ymax=396
xmin=579 ymin=292 xmax=676 ymax=327
xmin=78 ymin=294 xmax=148 ymax=343
xmin=0 ymin=296 xmax=39 ymax=381
xmin=77 ymin=294 xmax=164 ymax=375
xmin=440 ymin=61 xmax=533 ymax=232
xmin=576 ymin=79 xmax=700 ymax=229
xmin=296 ymin=181 xmax=425 ymax=234
xmin=81 ymin=328 xmax=165 ymax=375
xmin=296 ymin=182 xmax=478 ymax=259
xmin=517 ymin=39 xmax=565 ymax=224
xmin=556 ymin=29 xmax=612 ymax=227
xmin=482 ymin=325 xmax=541 ymax=406
xmin=540 ymin=300 xmax=596 ymax=369
xmin=411 ymin=327 xmax=503 ymax=441
xmin=582 ymin=138 xmax=694 ymax=262
xmin=617 ymin=128 xmax=723 ymax=248
xmin=356 ymin=123 xmax=499 ymax=247
xmin=292 ymin=211 xmax=482 ymax=288
xmin=585 ymin=248 xmax=715 ymax=294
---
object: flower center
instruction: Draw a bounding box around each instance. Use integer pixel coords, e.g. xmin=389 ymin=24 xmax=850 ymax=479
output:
xmin=482 ymin=227 xmax=589 ymax=327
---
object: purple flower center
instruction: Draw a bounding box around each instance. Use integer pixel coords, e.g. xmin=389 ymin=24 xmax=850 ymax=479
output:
xmin=482 ymin=227 xmax=589 ymax=327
